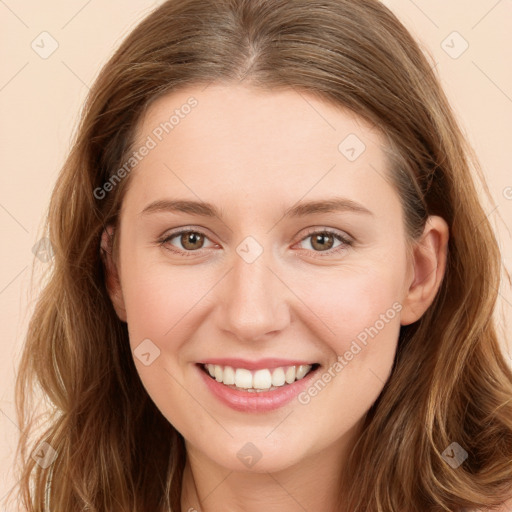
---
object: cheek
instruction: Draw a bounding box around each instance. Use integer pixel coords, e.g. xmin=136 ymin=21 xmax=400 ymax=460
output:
xmin=294 ymin=270 xmax=403 ymax=433
xmin=119 ymin=261 xmax=211 ymax=428
xmin=297 ymin=263 xmax=404 ymax=355
xmin=121 ymin=254 xmax=215 ymax=345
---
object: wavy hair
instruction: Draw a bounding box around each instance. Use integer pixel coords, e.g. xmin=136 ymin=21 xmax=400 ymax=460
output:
xmin=6 ymin=0 xmax=512 ymax=510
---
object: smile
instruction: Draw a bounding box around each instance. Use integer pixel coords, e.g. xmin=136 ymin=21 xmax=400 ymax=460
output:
xmin=202 ymin=363 xmax=319 ymax=392
xmin=196 ymin=362 xmax=322 ymax=412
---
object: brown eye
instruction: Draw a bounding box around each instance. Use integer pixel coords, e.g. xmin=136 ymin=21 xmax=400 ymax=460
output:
xmin=310 ymin=232 xmax=335 ymax=251
xmin=159 ymin=229 xmax=216 ymax=255
xmin=296 ymin=229 xmax=353 ymax=257
xmin=180 ymin=232 xmax=205 ymax=250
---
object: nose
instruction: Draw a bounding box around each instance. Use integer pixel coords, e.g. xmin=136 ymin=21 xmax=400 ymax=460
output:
xmin=214 ymin=248 xmax=291 ymax=343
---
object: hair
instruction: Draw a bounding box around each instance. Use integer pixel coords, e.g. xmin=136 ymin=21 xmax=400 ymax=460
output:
xmin=6 ymin=0 xmax=512 ymax=510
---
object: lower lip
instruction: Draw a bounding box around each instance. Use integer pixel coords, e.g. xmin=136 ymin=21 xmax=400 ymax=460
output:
xmin=196 ymin=364 xmax=320 ymax=412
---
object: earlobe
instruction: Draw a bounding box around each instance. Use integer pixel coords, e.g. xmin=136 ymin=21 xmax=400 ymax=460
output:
xmin=100 ymin=225 xmax=127 ymax=322
xmin=400 ymin=216 xmax=449 ymax=326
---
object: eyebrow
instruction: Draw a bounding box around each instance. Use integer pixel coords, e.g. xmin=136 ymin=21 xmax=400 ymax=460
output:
xmin=139 ymin=196 xmax=374 ymax=219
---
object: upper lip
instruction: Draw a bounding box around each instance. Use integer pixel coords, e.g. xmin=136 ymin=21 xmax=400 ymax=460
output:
xmin=197 ymin=358 xmax=318 ymax=371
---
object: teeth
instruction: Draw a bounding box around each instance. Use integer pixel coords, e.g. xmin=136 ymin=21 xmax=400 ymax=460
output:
xmin=223 ymin=366 xmax=235 ymax=385
xmin=296 ymin=365 xmax=310 ymax=380
xmin=203 ymin=363 xmax=314 ymax=391
xmin=285 ymin=366 xmax=296 ymax=384
xmin=271 ymin=367 xmax=285 ymax=387
xmin=235 ymin=368 xmax=253 ymax=389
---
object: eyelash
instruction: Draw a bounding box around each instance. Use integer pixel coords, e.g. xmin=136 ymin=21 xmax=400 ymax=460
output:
xmin=157 ymin=227 xmax=353 ymax=258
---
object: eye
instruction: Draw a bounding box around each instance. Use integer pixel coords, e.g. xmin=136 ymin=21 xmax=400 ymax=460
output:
xmin=295 ymin=228 xmax=353 ymax=256
xmin=157 ymin=227 xmax=353 ymax=258
xmin=158 ymin=228 xmax=216 ymax=256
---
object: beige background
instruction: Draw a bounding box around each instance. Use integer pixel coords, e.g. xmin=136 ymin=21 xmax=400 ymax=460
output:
xmin=1 ymin=0 xmax=511 ymax=505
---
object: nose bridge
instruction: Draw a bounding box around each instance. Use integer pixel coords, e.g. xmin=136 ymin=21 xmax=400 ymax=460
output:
xmin=215 ymin=240 xmax=290 ymax=341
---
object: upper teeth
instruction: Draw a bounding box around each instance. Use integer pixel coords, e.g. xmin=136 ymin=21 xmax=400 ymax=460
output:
xmin=204 ymin=364 xmax=313 ymax=390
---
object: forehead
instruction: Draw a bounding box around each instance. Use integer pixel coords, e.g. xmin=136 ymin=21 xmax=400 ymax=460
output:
xmin=124 ymin=83 xmax=398 ymax=217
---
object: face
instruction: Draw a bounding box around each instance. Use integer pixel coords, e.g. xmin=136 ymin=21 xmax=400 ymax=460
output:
xmin=104 ymin=83 xmax=441 ymax=474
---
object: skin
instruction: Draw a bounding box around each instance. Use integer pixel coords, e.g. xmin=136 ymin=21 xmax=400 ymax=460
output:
xmin=102 ymin=83 xmax=449 ymax=512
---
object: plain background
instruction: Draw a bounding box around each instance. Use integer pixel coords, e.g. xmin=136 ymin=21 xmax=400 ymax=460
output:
xmin=1 ymin=0 xmax=511 ymax=503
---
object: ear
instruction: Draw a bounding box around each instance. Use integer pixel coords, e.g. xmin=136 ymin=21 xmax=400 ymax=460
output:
xmin=100 ymin=224 xmax=127 ymax=322
xmin=400 ymin=215 xmax=449 ymax=326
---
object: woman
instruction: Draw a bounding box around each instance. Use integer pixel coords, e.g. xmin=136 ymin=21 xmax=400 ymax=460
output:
xmin=8 ymin=0 xmax=512 ymax=510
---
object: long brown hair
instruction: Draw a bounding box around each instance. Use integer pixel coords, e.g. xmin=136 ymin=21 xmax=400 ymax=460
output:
xmin=7 ymin=0 xmax=512 ymax=510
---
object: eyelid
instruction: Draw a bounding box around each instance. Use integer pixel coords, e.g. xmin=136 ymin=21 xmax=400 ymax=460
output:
xmin=298 ymin=226 xmax=354 ymax=244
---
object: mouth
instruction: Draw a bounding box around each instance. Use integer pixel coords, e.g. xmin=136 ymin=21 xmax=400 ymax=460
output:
xmin=197 ymin=362 xmax=321 ymax=393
